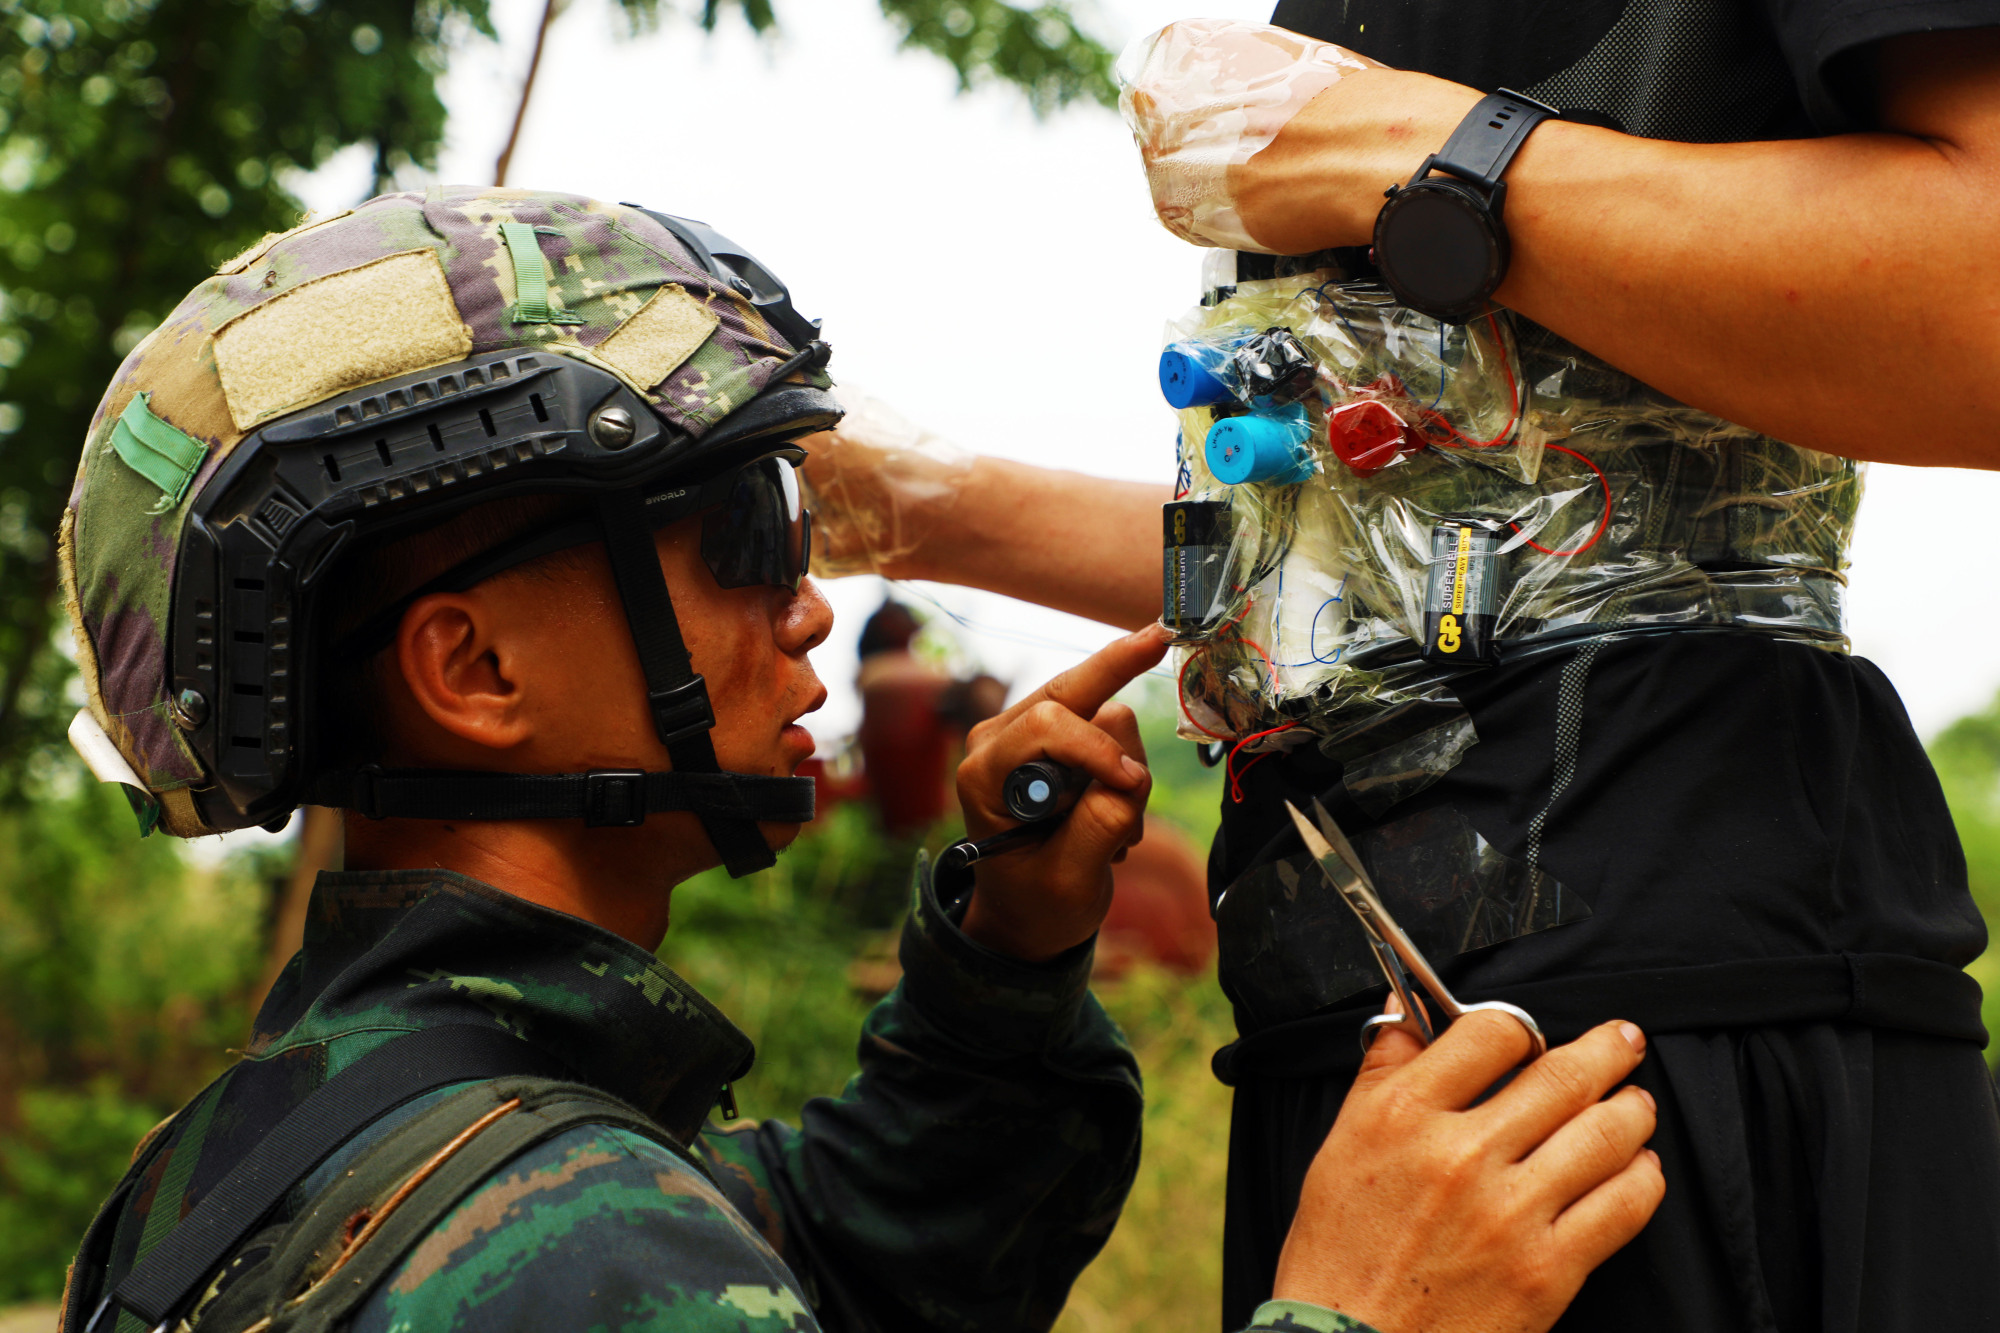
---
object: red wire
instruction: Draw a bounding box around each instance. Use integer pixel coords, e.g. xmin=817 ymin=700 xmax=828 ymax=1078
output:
xmin=1512 ymin=441 xmax=1613 ymax=558
xmin=1175 ymin=648 xmax=1235 ymax=742
xmin=1416 ymin=314 xmax=1522 ymax=450
xmin=1395 ymin=317 xmax=1605 ymax=557
xmin=1235 ymin=634 xmax=1279 ymax=691
xmin=1227 ymin=721 xmax=1298 ymax=803
xmin=1233 ymin=749 xmax=1282 ymax=797
xmin=1173 ymin=589 xmax=1276 ymax=744
xmin=1175 ymin=618 xmax=1288 ymax=756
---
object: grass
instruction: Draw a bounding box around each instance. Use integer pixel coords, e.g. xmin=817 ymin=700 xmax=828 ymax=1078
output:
xmin=1056 ymin=964 xmax=1237 ymax=1333
xmin=1928 ymin=698 xmax=2000 ymax=1053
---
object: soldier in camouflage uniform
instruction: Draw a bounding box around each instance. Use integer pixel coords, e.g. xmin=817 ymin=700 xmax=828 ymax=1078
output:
xmin=56 ymin=187 xmax=1661 ymax=1333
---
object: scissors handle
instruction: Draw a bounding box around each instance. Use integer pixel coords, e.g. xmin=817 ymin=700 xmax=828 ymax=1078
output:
xmin=1457 ymin=1000 xmax=1548 ymax=1060
xmin=1360 ymin=1009 xmax=1428 ymax=1053
xmin=1362 ymin=938 xmax=1434 ymax=1049
xmin=1360 ymin=1000 xmax=1547 ymax=1063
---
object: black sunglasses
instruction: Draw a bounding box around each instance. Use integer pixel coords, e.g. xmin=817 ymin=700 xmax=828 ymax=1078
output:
xmin=667 ymin=454 xmax=812 ymax=595
xmin=338 ymin=453 xmax=812 ymax=660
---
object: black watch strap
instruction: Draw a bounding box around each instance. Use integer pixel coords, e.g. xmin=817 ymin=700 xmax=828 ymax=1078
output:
xmin=1428 ymin=89 xmax=1561 ymax=195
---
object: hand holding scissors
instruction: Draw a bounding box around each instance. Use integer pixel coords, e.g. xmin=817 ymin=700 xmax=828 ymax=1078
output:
xmin=1284 ymin=798 xmax=1546 ymax=1061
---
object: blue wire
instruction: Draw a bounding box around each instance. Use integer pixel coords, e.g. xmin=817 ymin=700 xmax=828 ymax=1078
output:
xmin=1304 ymin=283 xmax=1446 ymax=414
xmin=1270 ymin=580 xmax=1349 ymax=668
xmin=1304 ymin=284 xmax=1374 ymax=352
xmin=1309 ymin=595 xmax=1345 ymax=665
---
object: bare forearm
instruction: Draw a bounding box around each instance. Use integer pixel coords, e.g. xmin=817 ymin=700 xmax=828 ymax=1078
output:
xmin=890 ymin=457 xmax=1166 ymax=630
xmin=1238 ymin=30 xmax=2000 ymax=468
xmin=1500 ymin=88 xmax=2000 ymax=464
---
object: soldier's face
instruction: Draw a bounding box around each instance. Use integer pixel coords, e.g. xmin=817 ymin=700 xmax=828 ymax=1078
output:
xmin=649 ymin=511 xmax=834 ymax=838
xmin=501 ymin=512 xmax=832 ymax=861
xmin=366 ymin=508 xmax=832 ymax=895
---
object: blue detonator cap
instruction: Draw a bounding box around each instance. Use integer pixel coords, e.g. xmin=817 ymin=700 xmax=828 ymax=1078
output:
xmin=1159 ymin=343 xmax=1236 ymax=409
xmin=1205 ymin=414 xmax=1316 ymax=486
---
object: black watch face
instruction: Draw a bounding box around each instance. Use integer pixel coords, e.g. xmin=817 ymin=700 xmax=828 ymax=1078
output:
xmin=1374 ymin=182 xmax=1504 ymax=319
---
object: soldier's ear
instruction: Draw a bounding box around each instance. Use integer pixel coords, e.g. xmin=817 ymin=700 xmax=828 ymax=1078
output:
xmin=392 ymin=590 xmax=533 ymax=753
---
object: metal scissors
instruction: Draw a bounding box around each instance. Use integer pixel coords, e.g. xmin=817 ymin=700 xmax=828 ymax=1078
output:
xmin=1284 ymin=798 xmax=1547 ymax=1061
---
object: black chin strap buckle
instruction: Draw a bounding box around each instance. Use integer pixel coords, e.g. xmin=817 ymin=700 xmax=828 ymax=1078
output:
xmin=583 ymin=769 xmax=648 ymax=828
xmin=648 ymin=676 xmax=716 ymax=747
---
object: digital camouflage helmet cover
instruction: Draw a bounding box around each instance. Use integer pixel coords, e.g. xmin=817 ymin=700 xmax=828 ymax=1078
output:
xmin=60 ymin=186 xmax=839 ymax=875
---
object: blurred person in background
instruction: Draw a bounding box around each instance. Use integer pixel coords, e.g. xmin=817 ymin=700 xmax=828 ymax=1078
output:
xmin=849 ymin=595 xmax=1212 ymax=973
xmin=852 ymin=598 xmax=1007 ymax=841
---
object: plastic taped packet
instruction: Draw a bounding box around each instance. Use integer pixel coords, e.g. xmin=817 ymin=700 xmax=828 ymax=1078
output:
xmin=1165 ymin=274 xmax=1862 ymax=749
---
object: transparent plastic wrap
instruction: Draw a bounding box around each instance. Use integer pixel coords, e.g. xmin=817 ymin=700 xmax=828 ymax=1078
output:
xmin=799 ymin=384 xmax=975 ymax=578
xmin=1163 ymin=273 xmax=1863 ymax=750
xmin=1216 ymin=801 xmax=1589 ymax=1027
xmin=1116 ymin=19 xmax=1372 ymax=251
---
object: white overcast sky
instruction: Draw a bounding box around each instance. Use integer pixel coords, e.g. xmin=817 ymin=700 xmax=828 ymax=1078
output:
xmin=295 ymin=0 xmax=2000 ymax=747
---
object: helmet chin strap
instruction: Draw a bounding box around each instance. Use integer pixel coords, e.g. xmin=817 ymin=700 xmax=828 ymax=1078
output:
xmin=314 ymin=488 xmax=814 ymax=877
xmin=589 ymin=487 xmax=804 ymax=876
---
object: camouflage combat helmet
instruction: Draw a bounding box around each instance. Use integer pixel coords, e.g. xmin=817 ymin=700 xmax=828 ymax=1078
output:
xmin=60 ymin=186 xmax=838 ymax=875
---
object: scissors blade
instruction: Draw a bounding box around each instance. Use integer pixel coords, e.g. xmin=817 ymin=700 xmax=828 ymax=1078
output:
xmin=1305 ymin=798 xmax=1471 ymax=1028
xmin=1307 ymin=797 xmax=1378 ymax=896
xmin=1283 ymin=801 xmax=1374 ymax=925
xmin=1284 ymin=801 xmax=1436 ymax=1044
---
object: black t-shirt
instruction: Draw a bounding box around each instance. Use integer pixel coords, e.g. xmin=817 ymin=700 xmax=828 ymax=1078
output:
xmin=1208 ymin=632 xmax=1986 ymax=1044
xmin=1205 ymin=0 xmax=2000 ymax=1033
xmin=1272 ymin=0 xmax=2000 ymax=139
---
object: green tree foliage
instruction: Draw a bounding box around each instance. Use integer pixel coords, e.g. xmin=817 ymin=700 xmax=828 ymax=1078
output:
xmin=876 ymin=0 xmax=1115 ymax=114
xmin=619 ymin=0 xmax=1116 ymax=114
xmin=0 ymin=776 xmax=269 ymax=1300
xmin=0 ymin=0 xmax=497 ymax=789
xmin=1927 ymin=693 xmax=2000 ymax=1058
xmin=0 ymin=0 xmax=1114 ymax=792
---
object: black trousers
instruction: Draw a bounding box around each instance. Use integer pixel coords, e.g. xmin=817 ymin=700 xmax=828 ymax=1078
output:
xmin=1222 ymin=1024 xmax=2000 ymax=1333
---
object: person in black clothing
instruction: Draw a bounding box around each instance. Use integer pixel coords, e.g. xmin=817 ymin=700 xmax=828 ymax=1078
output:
xmin=796 ymin=3 xmax=2000 ymax=1329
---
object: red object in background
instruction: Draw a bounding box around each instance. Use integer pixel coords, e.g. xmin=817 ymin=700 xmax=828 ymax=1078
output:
xmin=849 ymin=600 xmax=1008 ymax=838
xmin=1327 ymin=398 xmax=1415 ymax=476
xmin=1097 ymin=818 xmax=1216 ymax=975
xmin=856 ymin=653 xmax=956 ymax=835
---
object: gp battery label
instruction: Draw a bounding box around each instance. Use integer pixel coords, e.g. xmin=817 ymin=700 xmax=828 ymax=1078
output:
xmin=1421 ymin=520 xmax=1500 ymax=665
xmin=1163 ymin=499 xmax=1231 ymax=632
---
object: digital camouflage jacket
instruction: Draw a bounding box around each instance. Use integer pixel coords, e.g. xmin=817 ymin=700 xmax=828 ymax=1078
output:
xmin=64 ymin=862 xmax=1146 ymax=1333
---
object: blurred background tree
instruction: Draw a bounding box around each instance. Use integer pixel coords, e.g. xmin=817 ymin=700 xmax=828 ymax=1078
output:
xmin=0 ymin=0 xmax=1116 ymax=795
xmin=0 ymin=0 xmax=481 ymax=790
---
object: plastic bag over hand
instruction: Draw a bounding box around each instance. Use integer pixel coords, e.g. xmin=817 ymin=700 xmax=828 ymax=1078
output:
xmin=1116 ymin=19 xmax=1373 ymax=251
xmin=799 ymin=385 xmax=974 ymax=579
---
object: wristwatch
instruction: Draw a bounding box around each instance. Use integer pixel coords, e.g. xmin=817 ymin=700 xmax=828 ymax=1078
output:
xmin=1371 ymin=89 xmax=1561 ymax=324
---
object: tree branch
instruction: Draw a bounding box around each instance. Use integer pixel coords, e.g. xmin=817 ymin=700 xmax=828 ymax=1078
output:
xmin=495 ymin=0 xmax=566 ymax=186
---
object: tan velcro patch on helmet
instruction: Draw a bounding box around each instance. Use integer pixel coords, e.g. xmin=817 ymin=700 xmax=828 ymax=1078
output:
xmin=212 ymin=249 xmax=474 ymax=432
xmin=592 ymin=283 xmax=720 ymax=392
